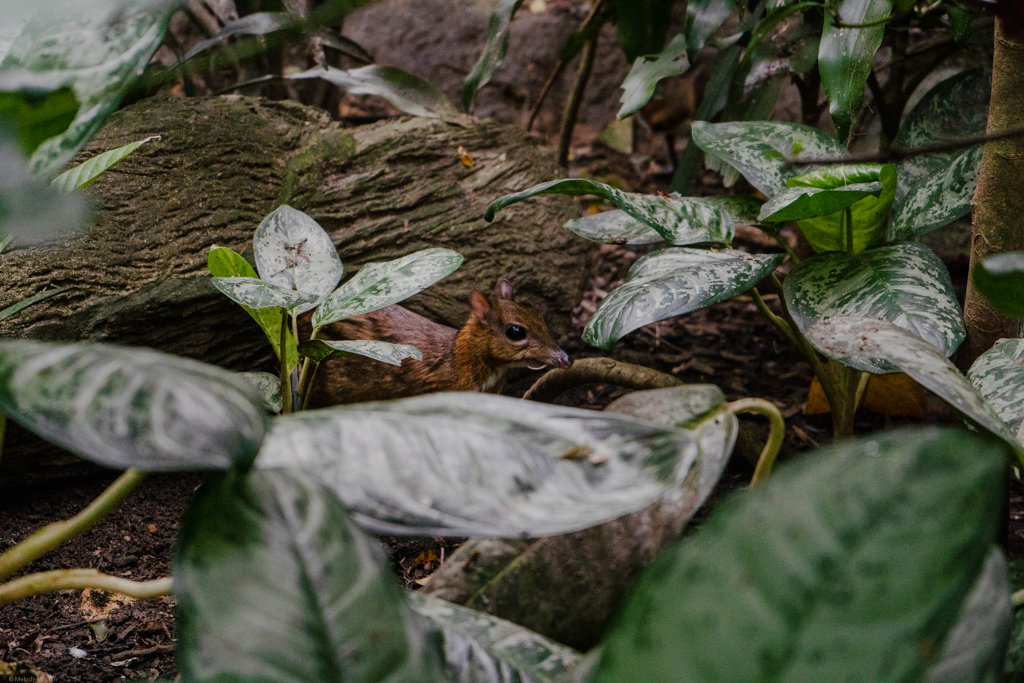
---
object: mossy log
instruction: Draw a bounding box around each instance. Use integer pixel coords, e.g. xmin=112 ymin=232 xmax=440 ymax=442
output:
xmin=0 ymin=95 xmax=591 ymax=486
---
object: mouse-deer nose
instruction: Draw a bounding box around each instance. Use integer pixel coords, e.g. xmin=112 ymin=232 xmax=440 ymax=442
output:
xmin=551 ymin=349 xmax=572 ymax=369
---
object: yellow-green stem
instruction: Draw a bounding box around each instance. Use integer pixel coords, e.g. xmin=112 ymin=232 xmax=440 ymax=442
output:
xmin=280 ymin=308 xmax=292 ymax=414
xmin=1013 ymin=588 xmax=1024 ymax=608
xmin=296 ymin=326 xmax=321 ymax=407
xmin=0 ymin=470 xmax=146 ymax=582
xmin=0 ymin=570 xmax=171 ymax=608
xmin=728 ymin=398 xmax=786 ymax=486
xmin=751 ymin=288 xmax=798 ymax=346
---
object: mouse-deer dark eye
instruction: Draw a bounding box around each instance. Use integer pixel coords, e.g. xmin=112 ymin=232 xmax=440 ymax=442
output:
xmin=505 ymin=323 xmax=527 ymax=342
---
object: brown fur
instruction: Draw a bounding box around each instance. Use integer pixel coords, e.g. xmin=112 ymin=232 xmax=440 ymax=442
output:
xmin=305 ymin=280 xmax=571 ymax=406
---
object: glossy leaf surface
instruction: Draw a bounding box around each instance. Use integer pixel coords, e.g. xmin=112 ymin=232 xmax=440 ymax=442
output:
xmin=818 ymin=0 xmax=891 ymax=141
xmin=784 ymin=243 xmax=965 ymax=373
xmin=618 ymin=33 xmax=689 ymax=118
xmin=967 ymin=339 xmax=1024 ymax=447
xmin=0 ymin=84 xmax=77 ymax=155
xmin=462 ymin=0 xmax=524 ymax=112
xmin=257 ymin=393 xmax=702 ymax=537
xmin=0 ymin=139 xmax=88 ymax=245
xmin=51 ymin=135 xmax=158 ymax=193
xmin=237 ymin=371 xmax=282 ymax=414
xmin=211 ymin=276 xmax=318 ymax=311
xmin=596 ymin=427 xmax=1007 ymax=682
xmin=690 ymin=120 xmax=846 ymax=196
xmin=175 ymin=469 xmax=434 ymax=683
xmin=970 ymin=251 xmax=1024 ymax=318
xmin=298 ymin=339 xmax=422 ymax=366
xmin=0 ymin=340 xmax=267 ymax=470
xmin=312 ymin=248 xmax=462 ymax=327
xmin=584 ymin=248 xmax=784 ymax=349
xmin=183 ymin=11 xmax=292 ymax=60
xmin=808 ymin=317 xmax=1021 ymax=455
xmin=1 ymin=0 xmax=178 ymax=176
xmin=889 ymin=144 xmax=982 ymax=241
xmin=252 ymin=205 xmax=343 ymax=315
xmin=758 ymin=182 xmax=881 ymax=222
xmin=289 ymin=65 xmax=460 ymax=121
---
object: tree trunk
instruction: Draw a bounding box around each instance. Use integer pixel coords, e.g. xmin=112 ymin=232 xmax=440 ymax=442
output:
xmin=960 ymin=8 xmax=1024 ymax=370
xmin=0 ymin=95 xmax=592 ymax=487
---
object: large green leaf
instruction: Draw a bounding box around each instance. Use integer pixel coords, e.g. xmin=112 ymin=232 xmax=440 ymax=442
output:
xmin=407 ymin=593 xmax=582 ymax=683
xmin=758 ymin=182 xmax=881 ymax=222
xmin=461 ymin=0 xmax=524 ymax=112
xmin=207 ymin=245 xmax=298 ymax=371
xmin=595 ymin=427 xmax=1007 ymax=682
xmin=51 ymin=135 xmax=159 ymax=193
xmin=0 ymin=340 xmax=267 ymax=471
xmin=311 ymin=248 xmax=462 ymax=327
xmin=183 ymin=11 xmax=293 ymax=61
xmin=972 ymin=252 xmax=1024 ymax=318
xmin=611 ymin=0 xmax=675 ymax=62
xmin=289 ymin=65 xmax=461 ymax=121
xmin=0 ymin=84 xmax=77 ymax=155
xmin=0 ymin=138 xmax=88 ymax=245
xmin=175 ymin=469 xmax=437 ymax=683
xmin=889 ymin=144 xmax=982 ymax=241
xmin=1 ymin=0 xmax=178 ymax=177
xmin=256 ymin=393 xmax=702 ymax=537
xmin=818 ymin=0 xmax=891 ymax=142
xmin=211 ymin=276 xmax=318 ymax=310
xmin=618 ymin=33 xmax=689 ymax=119
xmin=486 ymin=178 xmax=738 ymax=245
xmin=298 ymin=339 xmax=422 ymax=366
xmin=808 ymin=317 xmax=1021 ymax=457
xmin=584 ymin=248 xmax=784 ymax=350
xmin=967 ymin=339 xmax=1024 ymax=448
xmin=784 ymin=243 xmax=965 ymax=373
xmin=690 ymin=120 xmax=847 ymax=196
xmin=252 ymin=205 xmax=344 ymax=316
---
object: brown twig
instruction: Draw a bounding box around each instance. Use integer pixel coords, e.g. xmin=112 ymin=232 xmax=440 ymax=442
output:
xmin=524 ymin=357 xmax=682 ymax=403
xmin=557 ymin=36 xmax=597 ymax=168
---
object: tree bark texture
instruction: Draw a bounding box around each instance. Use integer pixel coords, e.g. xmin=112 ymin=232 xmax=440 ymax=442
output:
xmin=0 ymin=95 xmax=592 ymax=486
xmin=960 ymin=13 xmax=1024 ymax=370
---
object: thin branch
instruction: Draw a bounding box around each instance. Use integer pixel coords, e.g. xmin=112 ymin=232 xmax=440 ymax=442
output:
xmin=727 ymin=398 xmax=785 ymax=486
xmin=0 ymin=570 xmax=171 ymax=608
xmin=557 ymin=36 xmax=598 ymax=168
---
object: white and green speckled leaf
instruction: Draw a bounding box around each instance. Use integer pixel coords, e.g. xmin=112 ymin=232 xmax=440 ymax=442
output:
xmin=298 ymin=339 xmax=422 ymax=367
xmin=784 ymin=243 xmax=965 ymax=373
xmin=407 ymin=593 xmax=582 ymax=683
xmin=237 ymin=371 xmax=282 ymax=414
xmin=584 ymin=248 xmax=784 ymax=350
xmin=486 ymin=178 xmax=737 ymax=245
xmin=818 ymin=0 xmax=890 ymax=142
xmin=808 ymin=317 xmax=1021 ymax=457
xmin=564 ymin=210 xmax=664 ymax=245
xmin=967 ymin=339 xmax=1024 ymax=448
xmin=212 ymin=276 xmax=318 ymax=311
xmin=690 ymin=121 xmax=847 ymax=196
xmin=257 ymin=393 xmax=701 ymax=537
xmin=252 ymin=206 xmax=343 ymax=316
xmin=51 ymin=135 xmax=159 ymax=193
xmin=618 ymin=33 xmax=689 ymax=118
xmin=889 ymin=144 xmax=982 ymax=241
xmin=2 ymin=0 xmax=179 ymax=177
xmin=312 ymin=248 xmax=463 ymax=328
xmin=461 ymin=0 xmax=524 ymax=112
xmin=758 ymin=182 xmax=881 ymax=223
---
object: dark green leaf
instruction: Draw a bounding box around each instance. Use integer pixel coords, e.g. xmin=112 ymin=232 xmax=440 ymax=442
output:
xmin=289 ymin=65 xmax=461 ymax=121
xmin=461 ymin=0 xmax=524 ymax=112
xmin=0 ymin=85 xmax=77 ymax=155
xmin=0 ymin=340 xmax=267 ymax=470
xmin=183 ymin=11 xmax=293 ymax=60
xmin=257 ymin=393 xmax=702 ymax=537
xmin=618 ymin=33 xmax=689 ymax=119
xmin=51 ymin=135 xmax=158 ymax=193
xmin=785 ymin=243 xmax=965 ymax=373
xmin=595 ymin=427 xmax=1007 ymax=682
xmin=298 ymin=339 xmax=422 ymax=366
xmin=0 ymin=139 xmax=88 ymax=245
xmin=175 ymin=469 xmax=436 ymax=683
xmin=818 ymin=0 xmax=891 ymax=141
xmin=946 ymin=5 xmax=973 ymax=43
xmin=967 ymin=338 xmax=1024 ymax=448
xmin=610 ymin=0 xmax=675 ymax=62
xmin=972 ymin=251 xmax=1024 ymax=318
xmin=584 ymin=248 xmax=784 ymax=349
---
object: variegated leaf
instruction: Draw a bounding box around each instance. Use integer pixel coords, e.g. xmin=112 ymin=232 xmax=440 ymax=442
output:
xmin=407 ymin=593 xmax=582 ymax=683
xmin=690 ymin=121 xmax=847 ymax=196
xmin=252 ymin=206 xmax=343 ymax=316
xmin=237 ymin=371 xmax=282 ymax=413
xmin=211 ymin=276 xmax=318 ymax=311
xmin=51 ymin=135 xmax=159 ymax=193
xmin=784 ymin=243 xmax=964 ymax=373
xmin=889 ymin=144 xmax=982 ymax=241
xmin=312 ymin=248 xmax=463 ymax=328
xmin=967 ymin=339 xmax=1024 ymax=447
xmin=256 ymin=393 xmax=701 ymax=538
xmin=183 ymin=11 xmax=292 ymax=61
xmin=298 ymin=339 xmax=422 ymax=366
xmin=486 ymin=178 xmax=736 ymax=245
xmin=807 ymin=317 xmax=1020 ymax=456
xmin=564 ymin=210 xmax=664 ymax=245
xmin=0 ymin=340 xmax=268 ymax=471
xmin=792 ymin=164 xmax=897 ymax=254
xmin=818 ymin=0 xmax=891 ymax=142
xmin=584 ymin=248 xmax=784 ymax=350
xmin=618 ymin=33 xmax=689 ymax=119
xmin=461 ymin=0 xmax=524 ymax=112
xmin=757 ymin=182 xmax=881 ymax=222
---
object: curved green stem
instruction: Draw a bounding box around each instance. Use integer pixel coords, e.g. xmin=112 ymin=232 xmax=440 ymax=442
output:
xmin=280 ymin=308 xmax=293 ymax=414
xmin=751 ymin=287 xmax=798 ymax=346
xmin=727 ymin=398 xmax=785 ymax=486
xmin=0 ymin=570 xmax=171 ymax=607
xmin=0 ymin=470 xmax=146 ymax=582
xmin=296 ymin=326 xmax=322 ymax=408
xmin=301 ymin=362 xmax=321 ymax=411
xmin=1013 ymin=588 xmax=1024 ymax=609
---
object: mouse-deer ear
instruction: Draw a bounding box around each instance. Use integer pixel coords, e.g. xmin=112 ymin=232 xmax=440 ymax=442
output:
xmin=470 ymin=289 xmax=492 ymax=322
xmin=494 ymin=279 xmax=514 ymax=300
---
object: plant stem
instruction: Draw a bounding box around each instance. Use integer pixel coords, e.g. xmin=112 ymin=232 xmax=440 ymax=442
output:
xmin=0 ymin=413 xmax=7 ymax=467
xmin=295 ymin=326 xmax=321 ymax=408
xmin=0 ymin=570 xmax=171 ymax=608
xmin=280 ymin=308 xmax=292 ymax=414
xmin=301 ymin=363 xmax=321 ymax=410
xmin=845 ymin=206 xmax=854 ymax=253
xmin=1013 ymin=588 xmax=1024 ymax=608
xmin=557 ymin=36 xmax=597 ymax=168
xmin=751 ymin=287 xmax=798 ymax=346
xmin=0 ymin=470 xmax=146 ymax=582
xmin=767 ymin=274 xmax=835 ymax=397
xmin=727 ymin=398 xmax=785 ymax=486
